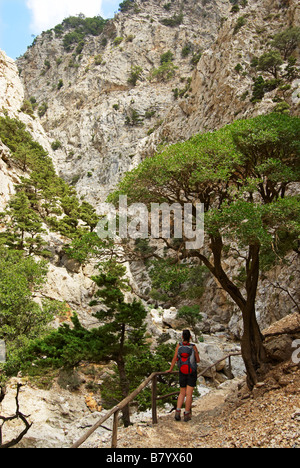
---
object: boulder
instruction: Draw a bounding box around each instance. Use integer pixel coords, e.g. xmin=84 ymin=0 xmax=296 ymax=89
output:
xmin=162 ymin=308 xmax=185 ymax=330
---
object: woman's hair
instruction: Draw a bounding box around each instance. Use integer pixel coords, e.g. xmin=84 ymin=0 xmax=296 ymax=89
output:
xmin=182 ymin=330 xmax=191 ymax=342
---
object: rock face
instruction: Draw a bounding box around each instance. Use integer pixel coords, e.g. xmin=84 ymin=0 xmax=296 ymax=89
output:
xmin=17 ymin=0 xmax=300 ymax=207
xmin=13 ymin=0 xmax=300 ymax=334
xmin=0 ymin=377 xmax=113 ymax=448
xmin=17 ymin=0 xmax=231 ymax=206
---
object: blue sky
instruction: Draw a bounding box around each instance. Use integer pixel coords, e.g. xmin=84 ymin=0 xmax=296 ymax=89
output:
xmin=0 ymin=0 xmax=121 ymax=60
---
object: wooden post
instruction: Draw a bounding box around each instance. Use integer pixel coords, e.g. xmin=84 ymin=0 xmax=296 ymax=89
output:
xmin=152 ymin=374 xmax=158 ymax=425
xmin=111 ymin=410 xmax=120 ymax=449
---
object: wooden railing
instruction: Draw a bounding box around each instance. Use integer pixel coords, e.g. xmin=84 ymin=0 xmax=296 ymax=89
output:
xmin=71 ymin=352 xmax=241 ymax=449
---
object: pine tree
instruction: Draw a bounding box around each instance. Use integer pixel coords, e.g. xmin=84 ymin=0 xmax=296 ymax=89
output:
xmin=0 ymin=191 xmax=46 ymax=254
xmin=90 ymin=260 xmax=148 ymax=426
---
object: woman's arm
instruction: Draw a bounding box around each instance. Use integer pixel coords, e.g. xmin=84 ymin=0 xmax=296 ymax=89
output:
xmin=168 ymin=344 xmax=179 ymax=372
xmin=194 ymin=345 xmax=201 ymax=364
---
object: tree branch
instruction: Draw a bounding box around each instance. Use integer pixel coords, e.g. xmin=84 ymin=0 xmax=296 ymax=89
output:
xmin=0 ymin=384 xmax=32 ymax=449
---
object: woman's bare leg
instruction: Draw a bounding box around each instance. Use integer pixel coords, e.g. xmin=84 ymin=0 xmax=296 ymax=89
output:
xmin=177 ymin=387 xmax=186 ymax=409
xmin=185 ymin=386 xmax=194 ymax=413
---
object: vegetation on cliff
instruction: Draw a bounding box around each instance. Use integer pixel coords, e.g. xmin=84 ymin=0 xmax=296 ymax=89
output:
xmin=109 ymin=112 xmax=300 ymax=388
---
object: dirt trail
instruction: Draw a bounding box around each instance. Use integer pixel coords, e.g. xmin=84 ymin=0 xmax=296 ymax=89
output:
xmin=99 ymin=363 xmax=300 ymax=449
xmin=100 ymin=383 xmax=238 ymax=449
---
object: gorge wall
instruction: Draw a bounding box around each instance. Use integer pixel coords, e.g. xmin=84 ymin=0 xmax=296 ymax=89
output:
xmin=1 ymin=0 xmax=299 ymax=335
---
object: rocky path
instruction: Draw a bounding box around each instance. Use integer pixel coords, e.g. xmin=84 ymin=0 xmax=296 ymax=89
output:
xmin=98 ymin=363 xmax=300 ymax=449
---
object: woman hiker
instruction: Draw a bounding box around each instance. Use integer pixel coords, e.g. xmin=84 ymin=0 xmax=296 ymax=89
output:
xmin=168 ymin=330 xmax=200 ymax=422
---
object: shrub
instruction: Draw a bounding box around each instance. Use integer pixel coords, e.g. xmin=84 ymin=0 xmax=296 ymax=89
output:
xmin=38 ymin=102 xmax=48 ymax=118
xmin=235 ymin=63 xmax=243 ymax=73
xmin=60 ymin=16 xmax=107 ymax=51
xmin=271 ymin=27 xmax=300 ymax=60
xmin=51 ymin=140 xmax=62 ymax=151
xmin=257 ymin=50 xmax=283 ymax=79
xmin=160 ymin=14 xmax=183 ymax=27
xmin=273 ymin=101 xmax=290 ymax=114
xmin=191 ymin=50 xmax=202 ymax=66
xmin=20 ymin=100 xmax=34 ymax=117
xmin=128 ymin=65 xmax=143 ymax=86
xmin=113 ymin=37 xmax=124 ymax=46
xmin=160 ymin=50 xmax=174 ymax=64
xmin=125 ymin=108 xmax=143 ymax=126
xmin=233 ymin=16 xmax=247 ymax=35
xmin=181 ymin=43 xmax=193 ymax=58
xmin=149 ymin=61 xmax=178 ymax=82
xmin=119 ymin=0 xmax=135 ymax=12
xmin=251 ymin=76 xmax=281 ymax=102
xmin=57 ymin=79 xmax=64 ymax=90
xmin=94 ymin=54 xmax=102 ymax=65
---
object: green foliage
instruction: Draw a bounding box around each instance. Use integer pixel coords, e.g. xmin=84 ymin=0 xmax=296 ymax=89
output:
xmin=111 ymin=113 xmax=300 ymax=268
xmin=5 ymin=262 xmax=173 ymax=414
xmin=110 ymin=114 xmax=299 ymax=387
xmin=251 ymin=76 xmax=281 ymax=102
xmin=160 ymin=14 xmax=183 ymax=27
xmin=61 ymin=15 xmax=107 ymax=51
xmin=233 ymin=16 xmax=247 ymax=35
xmin=57 ymin=79 xmax=64 ymax=90
xmin=149 ymin=60 xmax=178 ymax=82
xmin=91 ymin=261 xmax=145 ymax=329
xmin=4 ymin=314 xmax=105 ymax=376
xmin=20 ymin=100 xmax=35 ymax=117
xmin=257 ymin=50 xmax=283 ymax=79
xmin=128 ymin=65 xmax=143 ymax=86
xmin=0 ymin=116 xmax=99 ymax=244
xmin=119 ymin=0 xmax=135 ymax=12
xmin=149 ymin=258 xmax=190 ymax=297
xmin=51 ymin=140 xmax=62 ymax=151
xmin=271 ymin=27 xmax=300 ymax=60
xmin=148 ymin=259 xmax=207 ymax=303
xmin=0 ymin=116 xmax=48 ymax=171
xmin=65 ymin=233 xmax=112 ymax=265
xmin=160 ymin=50 xmax=174 ymax=64
xmin=0 ymin=249 xmax=54 ymax=354
xmin=0 ymin=190 xmax=46 ymax=254
xmin=38 ymin=102 xmax=48 ymax=118
xmin=273 ymin=101 xmax=290 ymax=114
xmin=125 ymin=108 xmax=144 ymax=126
xmin=181 ymin=43 xmax=193 ymax=58
xmin=113 ymin=37 xmax=124 ymax=46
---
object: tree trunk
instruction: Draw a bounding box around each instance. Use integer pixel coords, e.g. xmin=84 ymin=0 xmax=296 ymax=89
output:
xmin=201 ymin=239 xmax=269 ymax=389
xmin=241 ymin=302 xmax=268 ymax=389
xmin=117 ymin=323 xmax=131 ymax=427
xmin=241 ymin=244 xmax=268 ymax=389
xmin=116 ymin=357 xmax=131 ymax=427
xmin=191 ymin=238 xmax=270 ymax=389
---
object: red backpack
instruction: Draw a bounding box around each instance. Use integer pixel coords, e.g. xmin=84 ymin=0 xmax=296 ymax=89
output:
xmin=177 ymin=343 xmax=197 ymax=375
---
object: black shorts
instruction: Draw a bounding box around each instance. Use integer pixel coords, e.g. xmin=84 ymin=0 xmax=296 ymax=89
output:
xmin=179 ymin=372 xmax=197 ymax=388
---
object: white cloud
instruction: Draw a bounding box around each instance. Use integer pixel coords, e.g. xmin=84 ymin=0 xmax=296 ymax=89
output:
xmin=26 ymin=0 xmax=103 ymax=33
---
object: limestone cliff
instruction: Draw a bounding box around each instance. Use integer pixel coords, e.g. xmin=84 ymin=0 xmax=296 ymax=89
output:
xmin=2 ymin=0 xmax=300 ymax=333
xmin=17 ymin=0 xmax=231 ymax=205
xmin=17 ymin=0 xmax=299 ymax=208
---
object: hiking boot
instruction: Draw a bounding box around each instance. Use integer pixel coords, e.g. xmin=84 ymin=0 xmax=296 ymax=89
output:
xmin=175 ymin=410 xmax=181 ymax=422
xmin=184 ymin=411 xmax=192 ymax=422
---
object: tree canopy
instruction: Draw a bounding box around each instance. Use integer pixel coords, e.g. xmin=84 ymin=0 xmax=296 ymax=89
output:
xmin=109 ymin=113 xmax=300 ymax=388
